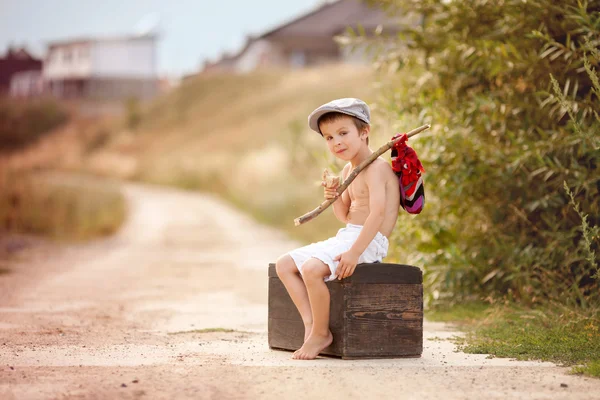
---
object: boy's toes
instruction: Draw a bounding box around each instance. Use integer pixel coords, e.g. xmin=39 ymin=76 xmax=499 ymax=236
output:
xmin=292 ymin=349 xmax=307 ymax=360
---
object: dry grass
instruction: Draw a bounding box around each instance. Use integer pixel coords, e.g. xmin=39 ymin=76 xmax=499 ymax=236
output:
xmin=0 ymin=97 xmax=69 ymax=152
xmin=0 ymin=65 xmax=420 ymax=245
xmin=0 ymin=170 xmax=126 ymax=241
xmin=91 ymin=64 xmax=416 ymax=243
xmin=0 ymin=106 xmax=127 ymax=242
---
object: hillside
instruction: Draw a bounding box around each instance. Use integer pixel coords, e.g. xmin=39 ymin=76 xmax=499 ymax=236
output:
xmin=91 ymin=64 xmax=401 ymax=242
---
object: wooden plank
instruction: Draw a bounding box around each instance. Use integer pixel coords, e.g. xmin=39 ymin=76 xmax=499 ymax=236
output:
xmin=346 ymin=264 xmax=422 ymax=284
xmin=268 ymin=277 xmax=303 ymax=351
xmin=345 ymin=319 xmax=422 ymax=355
xmin=268 ymin=263 xmax=276 ymax=277
xmin=343 ymin=284 xmax=423 ymax=357
xmin=268 ymin=278 xmax=303 ymax=320
xmin=345 ymin=285 xmax=423 ymax=313
xmin=325 ymin=282 xmax=344 ymax=355
xmin=342 ymin=354 xmax=422 ymax=360
xmin=268 ymin=317 xmax=304 ymax=351
xmin=268 ymin=262 xmax=422 ymax=284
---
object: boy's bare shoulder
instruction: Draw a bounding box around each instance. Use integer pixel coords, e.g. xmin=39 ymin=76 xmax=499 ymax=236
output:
xmin=366 ymin=157 xmax=395 ymax=178
xmin=340 ymin=162 xmax=352 ymax=178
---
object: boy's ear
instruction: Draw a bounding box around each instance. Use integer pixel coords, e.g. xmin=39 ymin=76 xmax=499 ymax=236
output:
xmin=361 ymin=125 xmax=370 ymax=140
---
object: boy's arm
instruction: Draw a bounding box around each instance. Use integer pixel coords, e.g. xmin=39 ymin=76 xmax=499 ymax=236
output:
xmin=335 ymin=163 xmax=387 ymax=279
xmin=329 ymin=163 xmax=351 ymax=223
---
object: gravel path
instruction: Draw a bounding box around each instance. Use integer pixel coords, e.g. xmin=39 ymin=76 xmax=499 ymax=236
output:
xmin=1 ymin=183 xmax=598 ymax=400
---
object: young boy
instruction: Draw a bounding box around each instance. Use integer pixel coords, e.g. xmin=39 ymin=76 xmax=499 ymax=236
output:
xmin=275 ymin=98 xmax=400 ymax=360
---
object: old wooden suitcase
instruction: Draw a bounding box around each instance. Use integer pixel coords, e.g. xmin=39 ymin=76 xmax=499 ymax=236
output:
xmin=268 ymin=262 xmax=423 ymax=359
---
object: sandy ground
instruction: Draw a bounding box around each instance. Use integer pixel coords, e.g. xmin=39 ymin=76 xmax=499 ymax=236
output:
xmin=1 ymin=183 xmax=599 ymax=400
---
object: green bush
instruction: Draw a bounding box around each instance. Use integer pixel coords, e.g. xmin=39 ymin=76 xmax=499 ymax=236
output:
xmin=0 ymin=98 xmax=69 ymax=152
xmin=362 ymin=0 xmax=599 ymax=306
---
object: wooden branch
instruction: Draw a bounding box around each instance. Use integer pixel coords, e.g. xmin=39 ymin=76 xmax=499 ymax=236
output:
xmin=294 ymin=124 xmax=431 ymax=226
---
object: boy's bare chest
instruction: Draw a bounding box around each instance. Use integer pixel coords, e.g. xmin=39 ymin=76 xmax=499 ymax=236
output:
xmin=348 ymin=175 xmax=369 ymax=200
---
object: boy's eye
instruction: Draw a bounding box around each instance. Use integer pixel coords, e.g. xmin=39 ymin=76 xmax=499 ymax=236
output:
xmin=340 ymin=132 xmax=347 ymax=135
xmin=325 ymin=136 xmax=333 ymax=141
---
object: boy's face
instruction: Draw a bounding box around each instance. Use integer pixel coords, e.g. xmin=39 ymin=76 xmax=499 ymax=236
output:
xmin=320 ymin=116 xmax=368 ymax=161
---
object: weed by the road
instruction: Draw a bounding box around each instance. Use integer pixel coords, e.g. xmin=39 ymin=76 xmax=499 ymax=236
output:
xmin=168 ymin=328 xmax=243 ymax=335
xmin=572 ymin=360 xmax=600 ymax=377
xmin=0 ymin=171 xmax=126 ymax=241
xmin=427 ymin=336 xmax=449 ymax=342
xmin=426 ymin=303 xmax=600 ymax=378
xmin=426 ymin=302 xmax=490 ymax=324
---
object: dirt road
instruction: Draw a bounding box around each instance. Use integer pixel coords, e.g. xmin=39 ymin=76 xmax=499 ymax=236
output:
xmin=1 ymin=183 xmax=598 ymax=400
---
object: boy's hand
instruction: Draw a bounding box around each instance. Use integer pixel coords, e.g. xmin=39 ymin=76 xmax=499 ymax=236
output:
xmin=334 ymin=249 xmax=360 ymax=280
xmin=321 ymin=170 xmax=341 ymax=200
xmin=322 ymin=182 xmax=340 ymax=200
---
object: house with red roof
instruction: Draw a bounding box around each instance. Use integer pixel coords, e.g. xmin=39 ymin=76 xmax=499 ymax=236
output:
xmin=0 ymin=47 xmax=42 ymax=95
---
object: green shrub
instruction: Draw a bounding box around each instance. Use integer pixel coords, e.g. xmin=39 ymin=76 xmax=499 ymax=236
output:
xmin=0 ymin=98 xmax=69 ymax=152
xmin=361 ymin=0 xmax=599 ymax=306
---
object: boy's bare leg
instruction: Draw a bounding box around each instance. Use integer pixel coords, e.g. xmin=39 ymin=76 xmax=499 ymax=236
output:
xmin=292 ymin=258 xmax=333 ymax=360
xmin=275 ymin=255 xmax=313 ymax=342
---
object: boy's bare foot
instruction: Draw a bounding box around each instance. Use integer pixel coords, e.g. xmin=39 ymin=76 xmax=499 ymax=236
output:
xmin=303 ymin=322 xmax=313 ymax=342
xmin=292 ymin=330 xmax=333 ymax=360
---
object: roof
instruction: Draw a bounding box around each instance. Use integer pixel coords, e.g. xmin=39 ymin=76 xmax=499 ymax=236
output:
xmin=0 ymin=47 xmax=42 ymax=90
xmin=202 ymin=0 xmax=405 ymax=70
xmin=47 ymin=33 xmax=158 ymax=49
xmin=1 ymin=47 xmax=39 ymax=61
xmin=257 ymin=0 xmax=400 ymax=39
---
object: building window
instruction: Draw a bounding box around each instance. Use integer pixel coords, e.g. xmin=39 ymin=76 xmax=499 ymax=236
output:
xmin=290 ymin=51 xmax=306 ymax=67
xmin=78 ymin=47 xmax=89 ymax=60
xmin=49 ymin=49 xmax=61 ymax=64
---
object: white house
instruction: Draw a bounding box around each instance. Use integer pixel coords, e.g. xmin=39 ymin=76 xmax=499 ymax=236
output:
xmin=43 ymin=33 xmax=158 ymax=100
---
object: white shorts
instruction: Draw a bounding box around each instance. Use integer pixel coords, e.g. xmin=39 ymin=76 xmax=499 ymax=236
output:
xmin=288 ymin=223 xmax=389 ymax=282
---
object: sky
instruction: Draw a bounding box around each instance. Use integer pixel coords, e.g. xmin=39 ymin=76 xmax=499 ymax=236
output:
xmin=0 ymin=0 xmax=322 ymax=77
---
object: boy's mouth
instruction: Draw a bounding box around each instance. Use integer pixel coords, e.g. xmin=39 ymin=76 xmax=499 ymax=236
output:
xmin=335 ymin=149 xmax=346 ymax=154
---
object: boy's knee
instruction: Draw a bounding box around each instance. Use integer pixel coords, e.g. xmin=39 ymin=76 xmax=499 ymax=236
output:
xmin=275 ymin=254 xmax=297 ymax=277
xmin=302 ymin=259 xmax=329 ymax=280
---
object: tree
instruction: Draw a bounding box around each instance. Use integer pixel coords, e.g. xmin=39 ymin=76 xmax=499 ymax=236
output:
xmin=360 ymin=0 xmax=599 ymax=305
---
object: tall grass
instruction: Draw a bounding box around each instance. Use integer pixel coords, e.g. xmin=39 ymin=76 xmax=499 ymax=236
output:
xmin=0 ymin=97 xmax=69 ymax=152
xmin=0 ymin=171 xmax=126 ymax=241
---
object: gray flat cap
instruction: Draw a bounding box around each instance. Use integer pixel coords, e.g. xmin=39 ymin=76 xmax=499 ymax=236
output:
xmin=308 ymin=98 xmax=371 ymax=134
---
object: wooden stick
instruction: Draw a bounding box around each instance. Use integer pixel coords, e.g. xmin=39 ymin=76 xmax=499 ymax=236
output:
xmin=294 ymin=124 xmax=431 ymax=226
